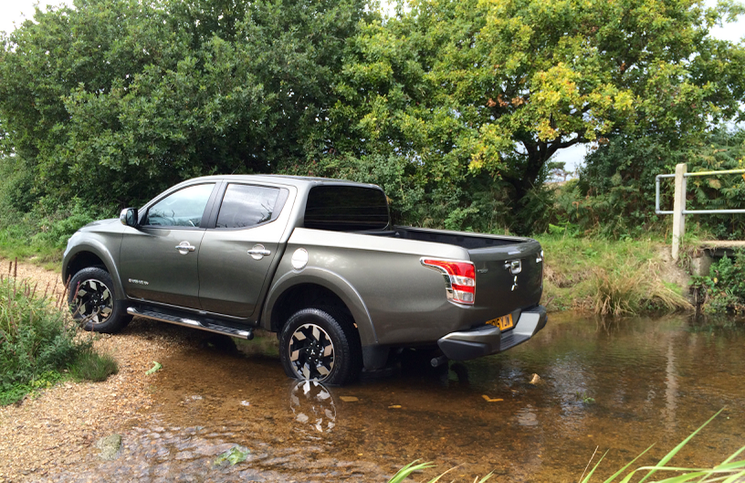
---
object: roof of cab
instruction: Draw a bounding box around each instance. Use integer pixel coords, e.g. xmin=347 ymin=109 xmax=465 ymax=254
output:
xmin=183 ymin=174 xmax=382 ymax=190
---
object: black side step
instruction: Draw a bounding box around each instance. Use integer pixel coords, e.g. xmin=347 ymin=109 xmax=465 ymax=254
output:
xmin=127 ymin=307 xmax=254 ymax=340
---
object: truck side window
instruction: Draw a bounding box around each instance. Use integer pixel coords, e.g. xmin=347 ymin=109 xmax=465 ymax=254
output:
xmin=304 ymin=186 xmax=389 ymax=231
xmin=215 ymin=184 xmax=287 ymax=229
xmin=144 ymin=183 xmax=216 ymax=227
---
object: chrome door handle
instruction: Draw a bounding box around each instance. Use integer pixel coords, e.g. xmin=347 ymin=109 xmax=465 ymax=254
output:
xmin=175 ymin=241 xmax=197 ymax=255
xmin=247 ymin=244 xmax=271 ymax=260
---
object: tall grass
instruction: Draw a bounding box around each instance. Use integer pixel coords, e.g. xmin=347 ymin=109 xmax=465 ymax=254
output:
xmin=394 ymin=412 xmax=744 ymax=483
xmin=537 ymin=236 xmax=692 ymax=315
xmin=0 ymin=265 xmax=117 ymax=405
xmin=590 ymin=262 xmax=692 ymax=316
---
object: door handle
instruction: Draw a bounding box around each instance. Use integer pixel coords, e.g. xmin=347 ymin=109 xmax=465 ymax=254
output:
xmin=247 ymin=244 xmax=271 ymax=260
xmin=175 ymin=241 xmax=197 ymax=255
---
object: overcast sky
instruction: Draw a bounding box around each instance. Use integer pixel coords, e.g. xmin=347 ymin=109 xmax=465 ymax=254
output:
xmin=2 ymin=0 xmax=743 ymax=171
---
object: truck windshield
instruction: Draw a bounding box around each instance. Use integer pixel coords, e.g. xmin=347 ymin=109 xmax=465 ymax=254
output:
xmin=304 ymin=186 xmax=389 ymax=231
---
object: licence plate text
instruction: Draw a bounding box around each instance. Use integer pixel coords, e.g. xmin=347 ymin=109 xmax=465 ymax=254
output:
xmin=486 ymin=314 xmax=514 ymax=331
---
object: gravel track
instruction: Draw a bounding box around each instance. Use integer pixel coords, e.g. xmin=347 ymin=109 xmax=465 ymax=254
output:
xmin=0 ymin=259 xmax=180 ymax=482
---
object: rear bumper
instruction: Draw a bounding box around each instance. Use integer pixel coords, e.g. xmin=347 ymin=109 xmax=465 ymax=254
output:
xmin=437 ymin=306 xmax=547 ymax=361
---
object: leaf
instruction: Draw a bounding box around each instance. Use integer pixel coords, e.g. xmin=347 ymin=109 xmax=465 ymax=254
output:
xmin=145 ymin=361 xmax=162 ymax=375
xmin=213 ymin=445 xmax=250 ymax=467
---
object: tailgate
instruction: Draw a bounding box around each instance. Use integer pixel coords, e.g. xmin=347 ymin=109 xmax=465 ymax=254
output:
xmin=468 ymin=239 xmax=543 ymax=317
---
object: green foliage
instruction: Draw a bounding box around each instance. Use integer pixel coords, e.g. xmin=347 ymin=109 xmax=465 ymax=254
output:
xmin=557 ymin=127 xmax=745 ymax=240
xmin=0 ymin=276 xmax=85 ymax=404
xmin=580 ymin=409 xmax=745 ymax=483
xmin=145 ymin=361 xmax=163 ymax=375
xmin=331 ymin=0 xmax=745 ymax=220
xmin=1 ymin=0 xmax=743 ymax=234
xmin=693 ymin=251 xmax=745 ymax=314
xmin=687 ymin=129 xmax=745 ymax=239
xmin=213 ymin=445 xmax=250 ymax=467
xmin=0 ymin=193 xmax=106 ymax=263
xmin=563 ymin=135 xmax=680 ymax=238
xmin=0 ymin=0 xmax=367 ymax=208
xmin=68 ymin=349 xmax=118 ymax=382
xmin=537 ymin=236 xmax=691 ymax=314
xmin=0 ymin=270 xmax=118 ymax=405
xmin=388 ymin=460 xmax=492 ymax=483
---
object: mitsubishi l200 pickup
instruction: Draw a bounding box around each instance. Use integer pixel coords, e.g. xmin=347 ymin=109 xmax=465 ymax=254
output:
xmin=63 ymin=175 xmax=547 ymax=384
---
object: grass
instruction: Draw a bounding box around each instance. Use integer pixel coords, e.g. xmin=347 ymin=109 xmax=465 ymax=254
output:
xmin=536 ymin=235 xmax=692 ymax=315
xmin=68 ymin=349 xmax=118 ymax=382
xmin=0 ymin=263 xmax=118 ymax=405
xmin=0 ymin=196 xmax=106 ymax=270
xmin=394 ymin=411 xmax=745 ymax=483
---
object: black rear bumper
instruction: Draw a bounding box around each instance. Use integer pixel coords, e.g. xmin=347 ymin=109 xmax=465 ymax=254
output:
xmin=437 ymin=306 xmax=547 ymax=361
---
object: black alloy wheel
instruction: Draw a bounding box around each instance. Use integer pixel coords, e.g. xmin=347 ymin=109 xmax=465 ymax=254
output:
xmin=280 ymin=308 xmax=361 ymax=385
xmin=68 ymin=267 xmax=131 ymax=333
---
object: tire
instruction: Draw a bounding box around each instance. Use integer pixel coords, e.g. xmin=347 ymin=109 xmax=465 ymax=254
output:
xmin=68 ymin=267 xmax=132 ymax=333
xmin=279 ymin=308 xmax=362 ymax=385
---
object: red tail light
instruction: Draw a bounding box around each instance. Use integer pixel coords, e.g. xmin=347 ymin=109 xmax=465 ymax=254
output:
xmin=421 ymin=258 xmax=476 ymax=305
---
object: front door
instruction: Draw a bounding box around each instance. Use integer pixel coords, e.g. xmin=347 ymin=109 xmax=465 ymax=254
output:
xmin=119 ymin=183 xmax=216 ymax=308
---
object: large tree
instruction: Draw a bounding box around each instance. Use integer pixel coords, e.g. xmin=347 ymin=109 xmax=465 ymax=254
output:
xmin=332 ymin=0 xmax=745 ymax=203
xmin=0 ymin=0 xmax=366 ymax=206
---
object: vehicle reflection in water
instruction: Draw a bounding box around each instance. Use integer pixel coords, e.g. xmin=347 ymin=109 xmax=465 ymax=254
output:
xmin=44 ymin=314 xmax=745 ymax=482
xmin=289 ymin=380 xmax=336 ymax=435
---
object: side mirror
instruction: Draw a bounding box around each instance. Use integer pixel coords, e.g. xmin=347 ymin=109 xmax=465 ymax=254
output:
xmin=120 ymin=208 xmax=139 ymax=227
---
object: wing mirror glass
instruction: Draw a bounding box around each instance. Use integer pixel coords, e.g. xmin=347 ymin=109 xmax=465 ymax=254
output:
xmin=120 ymin=208 xmax=139 ymax=227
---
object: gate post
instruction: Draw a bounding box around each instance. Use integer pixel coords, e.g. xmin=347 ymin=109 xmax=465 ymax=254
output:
xmin=671 ymin=163 xmax=687 ymax=261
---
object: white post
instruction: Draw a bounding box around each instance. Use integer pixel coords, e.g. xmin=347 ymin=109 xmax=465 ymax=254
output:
xmin=671 ymin=163 xmax=687 ymax=261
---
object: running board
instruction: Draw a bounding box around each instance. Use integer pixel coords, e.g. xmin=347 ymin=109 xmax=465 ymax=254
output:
xmin=127 ymin=307 xmax=254 ymax=340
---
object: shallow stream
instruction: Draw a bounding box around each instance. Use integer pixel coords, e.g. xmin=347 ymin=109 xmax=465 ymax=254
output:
xmin=50 ymin=313 xmax=745 ymax=482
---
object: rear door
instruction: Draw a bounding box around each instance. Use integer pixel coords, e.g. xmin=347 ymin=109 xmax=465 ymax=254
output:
xmin=198 ymin=183 xmax=291 ymax=318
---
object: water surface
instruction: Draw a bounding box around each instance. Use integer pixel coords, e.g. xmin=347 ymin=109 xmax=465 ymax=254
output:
xmin=51 ymin=313 xmax=745 ymax=482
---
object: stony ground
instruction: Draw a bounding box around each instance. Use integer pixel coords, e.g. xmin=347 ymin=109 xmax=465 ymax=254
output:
xmin=0 ymin=259 xmax=180 ymax=482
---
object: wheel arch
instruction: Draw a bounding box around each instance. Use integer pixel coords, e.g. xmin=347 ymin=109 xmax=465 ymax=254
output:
xmin=63 ymin=243 xmax=126 ymax=300
xmin=261 ymin=268 xmax=378 ymax=348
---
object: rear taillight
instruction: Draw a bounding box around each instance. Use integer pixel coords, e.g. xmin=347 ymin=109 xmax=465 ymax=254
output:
xmin=421 ymin=258 xmax=476 ymax=305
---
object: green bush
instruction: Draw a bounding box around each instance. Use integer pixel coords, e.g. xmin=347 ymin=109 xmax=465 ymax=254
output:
xmin=693 ymin=251 xmax=745 ymax=314
xmin=0 ymin=275 xmax=117 ymax=405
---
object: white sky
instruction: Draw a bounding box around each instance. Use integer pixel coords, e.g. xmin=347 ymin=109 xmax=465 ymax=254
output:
xmin=1 ymin=0 xmax=743 ymax=172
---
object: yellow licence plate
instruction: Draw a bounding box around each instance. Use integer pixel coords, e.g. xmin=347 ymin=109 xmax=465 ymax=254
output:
xmin=486 ymin=314 xmax=514 ymax=331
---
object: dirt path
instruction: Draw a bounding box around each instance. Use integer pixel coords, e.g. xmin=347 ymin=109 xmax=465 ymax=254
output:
xmin=0 ymin=259 xmax=179 ymax=482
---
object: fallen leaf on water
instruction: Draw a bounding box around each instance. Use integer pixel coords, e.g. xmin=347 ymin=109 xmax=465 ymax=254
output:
xmin=340 ymin=396 xmax=359 ymax=402
xmin=482 ymin=395 xmax=503 ymax=402
xmin=529 ymin=373 xmax=541 ymax=385
xmin=213 ymin=445 xmax=250 ymax=467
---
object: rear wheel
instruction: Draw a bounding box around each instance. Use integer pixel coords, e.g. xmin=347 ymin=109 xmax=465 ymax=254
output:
xmin=68 ymin=267 xmax=131 ymax=333
xmin=279 ymin=308 xmax=361 ymax=385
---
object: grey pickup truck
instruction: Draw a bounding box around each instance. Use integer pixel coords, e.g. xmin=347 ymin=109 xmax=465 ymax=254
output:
xmin=63 ymin=175 xmax=547 ymax=384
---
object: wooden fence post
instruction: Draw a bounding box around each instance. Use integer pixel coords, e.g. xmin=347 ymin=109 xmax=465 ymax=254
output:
xmin=671 ymin=163 xmax=687 ymax=261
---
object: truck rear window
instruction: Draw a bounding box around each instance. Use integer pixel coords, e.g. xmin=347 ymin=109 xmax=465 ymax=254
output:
xmin=304 ymin=186 xmax=389 ymax=231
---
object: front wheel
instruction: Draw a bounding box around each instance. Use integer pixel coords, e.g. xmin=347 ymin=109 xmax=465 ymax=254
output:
xmin=279 ymin=308 xmax=361 ymax=385
xmin=68 ymin=267 xmax=131 ymax=333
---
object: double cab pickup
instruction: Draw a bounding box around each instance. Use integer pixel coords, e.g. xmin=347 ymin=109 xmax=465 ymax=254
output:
xmin=63 ymin=175 xmax=547 ymax=384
